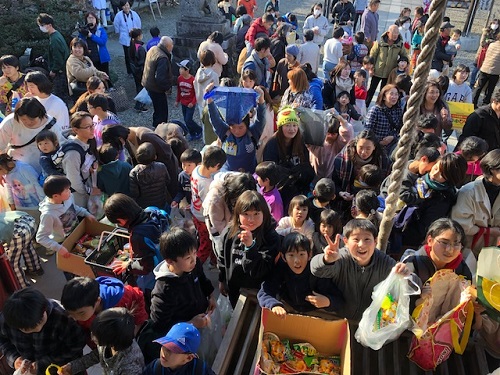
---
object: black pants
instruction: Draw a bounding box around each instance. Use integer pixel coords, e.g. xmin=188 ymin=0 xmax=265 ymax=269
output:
xmin=122 ymin=45 xmax=132 ymax=75
xmin=148 ymin=89 xmax=168 ymax=128
xmin=353 ymin=12 xmax=362 ymax=32
xmin=473 ymin=71 xmax=499 ymax=108
xmin=366 ymin=76 xmax=388 ymax=107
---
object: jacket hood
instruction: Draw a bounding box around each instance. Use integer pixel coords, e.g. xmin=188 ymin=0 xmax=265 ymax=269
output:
xmin=309 ymin=77 xmax=323 ymax=89
xmin=197 ymin=67 xmax=217 ymax=84
xmin=97 ymin=276 xmax=125 ymax=309
xmin=101 ymin=160 xmax=127 ymax=178
xmin=153 ymin=260 xmax=179 ymax=279
xmin=39 ymin=195 xmax=76 ymax=216
xmin=380 ymin=32 xmax=403 ymax=45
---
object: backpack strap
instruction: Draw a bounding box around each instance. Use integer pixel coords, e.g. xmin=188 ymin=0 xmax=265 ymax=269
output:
xmin=10 ymin=117 xmax=57 ymax=149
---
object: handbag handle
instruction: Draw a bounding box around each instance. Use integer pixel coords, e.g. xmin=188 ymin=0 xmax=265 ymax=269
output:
xmin=45 ymin=364 xmax=62 ymax=375
xmin=449 ymin=300 xmax=474 ymax=354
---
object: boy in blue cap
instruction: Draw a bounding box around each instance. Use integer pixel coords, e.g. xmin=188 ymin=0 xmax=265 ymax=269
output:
xmin=142 ymin=323 xmax=215 ymax=375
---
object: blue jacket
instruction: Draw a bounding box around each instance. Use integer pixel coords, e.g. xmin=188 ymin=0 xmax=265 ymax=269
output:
xmin=79 ymin=26 xmax=111 ymax=64
xmin=308 ymin=78 xmax=324 ymax=110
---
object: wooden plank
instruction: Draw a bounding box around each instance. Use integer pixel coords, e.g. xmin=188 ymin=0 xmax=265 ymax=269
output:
xmin=234 ymin=306 xmax=260 ymax=375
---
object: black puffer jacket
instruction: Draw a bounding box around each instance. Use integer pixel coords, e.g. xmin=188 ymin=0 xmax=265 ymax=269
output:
xmin=459 ymin=105 xmax=500 ymax=151
xmin=129 ymin=161 xmax=171 ymax=209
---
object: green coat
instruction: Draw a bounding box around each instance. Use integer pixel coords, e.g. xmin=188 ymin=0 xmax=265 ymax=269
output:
xmin=48 ymin=30 xmax=70 ymax=73
xmin=370 ymin=32 xmax=408 ymax=79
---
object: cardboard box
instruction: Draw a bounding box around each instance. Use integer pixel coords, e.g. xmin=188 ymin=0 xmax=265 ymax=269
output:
xmin=258 ymin=309 xmax=351 ymax=374
xmin=57 ymin=218 xmax=115 ymax=278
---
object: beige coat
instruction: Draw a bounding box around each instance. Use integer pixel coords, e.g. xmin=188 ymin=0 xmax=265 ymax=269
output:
xmin=197 ymin=40 xmax=228 ymax=78
xmin=480 ymin=40 xmax=500 ymax=76
xmin=451 ymin=178 xmax=500 ymax=256
xmin=65 ymin=54 xmax=106 ymax=95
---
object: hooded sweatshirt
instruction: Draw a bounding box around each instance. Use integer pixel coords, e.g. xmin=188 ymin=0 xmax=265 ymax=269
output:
xmin=97 ymin=159 xmax=132 ymax=196
xmin=194 ymin=66 xmax=219 ymax=112
xmin=36 ymin=194 xmax=91 ymax=253
xmin=149 ymin=258 xmax=214 ymax=336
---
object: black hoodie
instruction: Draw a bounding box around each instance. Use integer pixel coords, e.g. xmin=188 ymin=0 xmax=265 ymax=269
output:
xmin=459 ymin=105 xmax=500 ymax=151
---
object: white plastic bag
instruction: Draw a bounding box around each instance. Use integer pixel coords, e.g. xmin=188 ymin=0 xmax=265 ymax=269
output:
xmin=134 ymin=87 xmax=152 ymax=105
xmin=87 ymin=169 xmax=104 ymax=219
xmin=355 ymin=270 xmax=420 ymax=350
xmin=198 ymin=308 xmax=223 ymax=366
xmin=217 ymin=294 xmax=233 ymax=337
xmin=13 ymin=360 xmax=36 ymax=375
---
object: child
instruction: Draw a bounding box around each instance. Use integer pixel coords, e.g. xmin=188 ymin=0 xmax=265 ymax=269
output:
xmin=172 ymin=149 xmax=202 ymax=208
xmin=311 ymin=219 xmax=414 ymax=320
xmin=361 ymin=56 xmax=374 ymax=89
xmin=220 ymin=190 xmax=281 ymax=307
xmin=456 ymin=136 xmax=488 ymax=185
xmin=276 ymin=195 xmax=315 ymax=241
xmin=36 ymin=130 xmax=63 ymax=179
xmin=353 ymin=69 xmax=368 ymax=120
xmin=352 ymin=189 xmax=383 ymax=228
xmin=129 ymin=28 xmax=147 ymax=113
xmin=148 ymin=228 xmax=214 ymax=362
xmin=308 ymin=178 xmax=336 ymax=229
xmin=255 ymin=161 xmax=284 ymax=222
xmin=308 ymin=114 xmax=354 ymax=179
xmin=208 ymin=85 xmax=265 ymax=173
xmin=143 ymin=323 xmax=215 ymax=375
xmin=190 ymin=146 xmax=226 ymax=265
xmin=311 ymin=209 xmax=343 ymax=255
xmin=0 ymin=287 xmax=85 ymax=373
xmin=194 ymin=49 xmax=219 ymax=117
xmin=175 ymin=60 xmax=203 ymax=141
xmin=146 ymin=26 xmax=161 ymax=51
xmin=129 ymin=142 xmax=171 ymax=210
xmin=395 ymin=74 xmax=412 ymax=110
xmin=87 ymin=93 xmax=120 ymax=147
xmin=333 ymin=91 xmax=362 ymax=123
xmin=97 ymin=143 xmax=132 ymax=196
xmin=410 ymin=21 xmax=424 ymax=74
xmin=0 ymin=155 xmax=45 ymax=212
xmin=61 ymin=307 xmax=144 ymax=375
xmin=61 ymin=276 xmax=148 ymax=348
xmin=258 ymin=232 xmax=343 ymax=315
xmin=0 ymin=211 xmax=43 ymax=288
xmin=240 ymin=69 xmax=256 ymax=88
xmin=387 ymin=56 xmax=410 ymax=85
xmin=36 ymin=175 xmax=95 ymax=256
xmin=347 ymin=32 xmax=368 ymax=72
xmin=444 ymin=29 xmax=462 ymax=76
xmin=353 ymin=164 xmax=384 ymax=193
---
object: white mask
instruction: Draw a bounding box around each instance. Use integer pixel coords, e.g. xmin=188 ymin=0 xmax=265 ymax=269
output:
xmin=403 ymin=22 xmax=410 ymax=29
xmin=39 ymin=25 xmax=49 ymax=33
xmin=491 ymin=23 xmax=499 ymax=30
xmin=314 ymin=9 xmax=322 ymax=17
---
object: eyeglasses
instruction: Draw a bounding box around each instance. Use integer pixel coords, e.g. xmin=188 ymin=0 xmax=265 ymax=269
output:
xmin=78 ymin=124 xmax=95 ymax=130
xmin=435 ymin=239 xmax=462 ymax=251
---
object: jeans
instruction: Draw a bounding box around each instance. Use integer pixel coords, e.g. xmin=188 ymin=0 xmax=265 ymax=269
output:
xmin=469 ymin=64 xmax=479 ymax=88
xmin=473 ymin=71 xmax=499 ymax=108
xmin=148 ymin=90 xmax=169 ymax=128
xmin=181 ymin=105 xmax=202 ymax=135
xmin=323 ymin=61 xmax=337 ymax=80
xmin=366 ymin=76 xmax=388 ymax=107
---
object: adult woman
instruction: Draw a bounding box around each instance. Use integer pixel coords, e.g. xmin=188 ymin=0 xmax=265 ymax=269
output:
xmin=322 ymin=59 xmax=355 ymax=109
xmin=445 ymin=64 xmax=472 ymax=103
xmin=451 ymin=149 xmax=500 ymax=257
xmin=364 ymin=84 xmax=403 ymax=153
xmin=197 ymin=31 xmax=228 ymax=78
xmin=62 ymin=112 xmax=100 ymax=207
xmin=402 ymin=218 xmax=472 ymax=285
xmin=471 ymin=19 xmax=499 ymax=86
xmin=78 ymin=11 xmax=111 ymax=78
xmin=25 ymin=71 xmax=70 ymax=130
xmin=270 ymin=23 xmax=292 ymax=64
xmin=70 ymin=76 xmax=116 ymax=114
xmin=301 ymin=63 xmax=323 ymax=110
xmin=263 ymin=107 xmax=315 ymax=208
xmin=113 ymin=0 xmax=141 ymax=75
xmin=270 ymin=45 xmax=300 ymax=99
xmin=419 ymin=80 xmax=452 ymax=138
xmin=280 ymin=69 xmax=313 ymax=109
xmin=0 ymin=55 xmax=29 ymax=115
xmin=0 ymin=97 xmax=62 ymax=173
xmin=332 ymin=130 xmax=390 ymax=215
xmin=101 ymin=124 xmax=178 ymax=200
xmin=66 ymin=38 xmax=109 ymax=99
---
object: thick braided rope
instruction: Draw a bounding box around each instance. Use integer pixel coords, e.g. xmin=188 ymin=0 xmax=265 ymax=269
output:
xmin=377 ymin=0 xmax=447 ymax=252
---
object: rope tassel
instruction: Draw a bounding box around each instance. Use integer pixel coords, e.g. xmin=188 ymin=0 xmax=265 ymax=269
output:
xmin=377 ymin=0 xmax=447 ymax=252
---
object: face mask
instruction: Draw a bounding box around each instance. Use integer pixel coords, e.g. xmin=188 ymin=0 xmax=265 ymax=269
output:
xmin=491 ymin=23 xmax=499 ymax=30
xmin=314 ymin=9 xmax=322 ymax=17
xmin=39 ymin=25 xmax=48 ymax=33
xmin=403 ymin=22 xmax=410 ymax=29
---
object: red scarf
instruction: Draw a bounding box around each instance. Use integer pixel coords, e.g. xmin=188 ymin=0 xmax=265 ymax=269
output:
xmin=424 ymin=244 xmax=463 ymax=270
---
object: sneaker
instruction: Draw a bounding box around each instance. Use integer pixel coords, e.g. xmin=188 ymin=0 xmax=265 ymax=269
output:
xmin=189 ymin=133 xmax=203 ymax=141
xmin=25 ymin=268 xmax=44 ymax=277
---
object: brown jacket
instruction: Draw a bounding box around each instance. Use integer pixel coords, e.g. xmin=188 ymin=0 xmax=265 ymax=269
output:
xmin=480 ymin=40 xmax=500 ymax=76
xmin=141 ymin=44 xmax=173 ymax=93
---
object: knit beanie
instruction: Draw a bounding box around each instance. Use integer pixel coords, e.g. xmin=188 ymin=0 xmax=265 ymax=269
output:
xmin=277 ymin=107 xmax=299 ymax=127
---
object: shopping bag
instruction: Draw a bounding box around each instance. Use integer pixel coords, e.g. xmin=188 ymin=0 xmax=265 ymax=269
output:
xmin=134 ymin=87 xmax=152 ymax=106
xmin=355 ymin=270 xmax=420 ymax=350
xmin=217 ymin=294 xmax=233 ymax=337
xmin=198 ymin=308 xmax=223 ymax=366
xmin=87 ymin=169 xmax=104 ymax=219
xmin=204 ymin=86 xmax=257 ymax=124
xmin=294 ymin=107 xmax=329 ymax=146
xmin=477 ymin=247 xmax=500 ymax=322
xmin=408 ymin=269 xmax=474 ymax=371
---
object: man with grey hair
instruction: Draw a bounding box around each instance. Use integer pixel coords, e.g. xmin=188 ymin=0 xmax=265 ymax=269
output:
xmin=142 ymin=36 xmax=174 ymax=128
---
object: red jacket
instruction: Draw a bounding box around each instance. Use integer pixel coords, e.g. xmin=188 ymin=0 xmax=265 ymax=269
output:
xmin=245 ymin=18 xmax=269 ymax=47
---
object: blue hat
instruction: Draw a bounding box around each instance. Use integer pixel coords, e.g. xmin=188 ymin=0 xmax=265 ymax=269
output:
xmin=285 ymin=44 xmax=299 ymax=58
xmin=153 ymin=323 xmax=201 ymax=354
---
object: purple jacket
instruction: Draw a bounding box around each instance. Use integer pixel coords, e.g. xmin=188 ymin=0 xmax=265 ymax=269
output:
xmin=361 ymin=8 xmax=379 ymax=42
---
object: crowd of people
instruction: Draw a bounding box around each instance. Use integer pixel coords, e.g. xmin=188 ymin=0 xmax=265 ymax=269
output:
xmin=0 ymin=0 xmax=499 ymax=374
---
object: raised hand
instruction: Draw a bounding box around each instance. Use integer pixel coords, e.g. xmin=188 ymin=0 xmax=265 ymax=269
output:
xmin=323 ymin=233 xmax=341 ymax=263
xmin=305 ymin=291 xmax=331 ymax=308
xmin=238 ymin=225 xmax=254 ymax=248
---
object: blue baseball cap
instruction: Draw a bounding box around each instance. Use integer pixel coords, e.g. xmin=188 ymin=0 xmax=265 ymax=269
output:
xmin=154 ymin=323 xmax=201 ymax=354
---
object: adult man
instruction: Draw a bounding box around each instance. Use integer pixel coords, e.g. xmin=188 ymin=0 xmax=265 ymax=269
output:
xmin=366 ymin=24 xmax=407 ymax=106
xmin=36 ymin=13 xmax=70 ymax=102
xmin=331 ymin=0 xmax=355 ymax=34
xmin=303 ymin=3 xmax=330 ymax=46
xmin=473 ymin=35 xmax=500 ymax=107
xmin=243 ymin=37 xmax=271 ymax=88
xmin=142 ymin=36 xmax=174 ymax=128
xmin=459 ymin=87 xmax=500 ymax=151
xmin=431 ymin=21 xmax=454 ymax=73
xmin=298 ymin=30 xmax=321 ymax=73
xmin=361 ymin=0 xmax=380 ymax=48
xmin=271 ymin=44 xmax=301 ymax=99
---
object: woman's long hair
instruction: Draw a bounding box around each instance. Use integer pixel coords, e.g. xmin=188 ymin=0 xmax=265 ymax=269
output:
xmin=275 ymin=124 xmax=307 ymax=164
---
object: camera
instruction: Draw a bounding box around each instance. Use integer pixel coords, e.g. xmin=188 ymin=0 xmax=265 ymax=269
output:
xmin=76 ymin=22 xmax=93 ymax=35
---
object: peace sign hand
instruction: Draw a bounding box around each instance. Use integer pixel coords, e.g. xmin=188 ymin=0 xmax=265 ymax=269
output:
xmin=323 ymin=233 xmax=341 ymax=263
